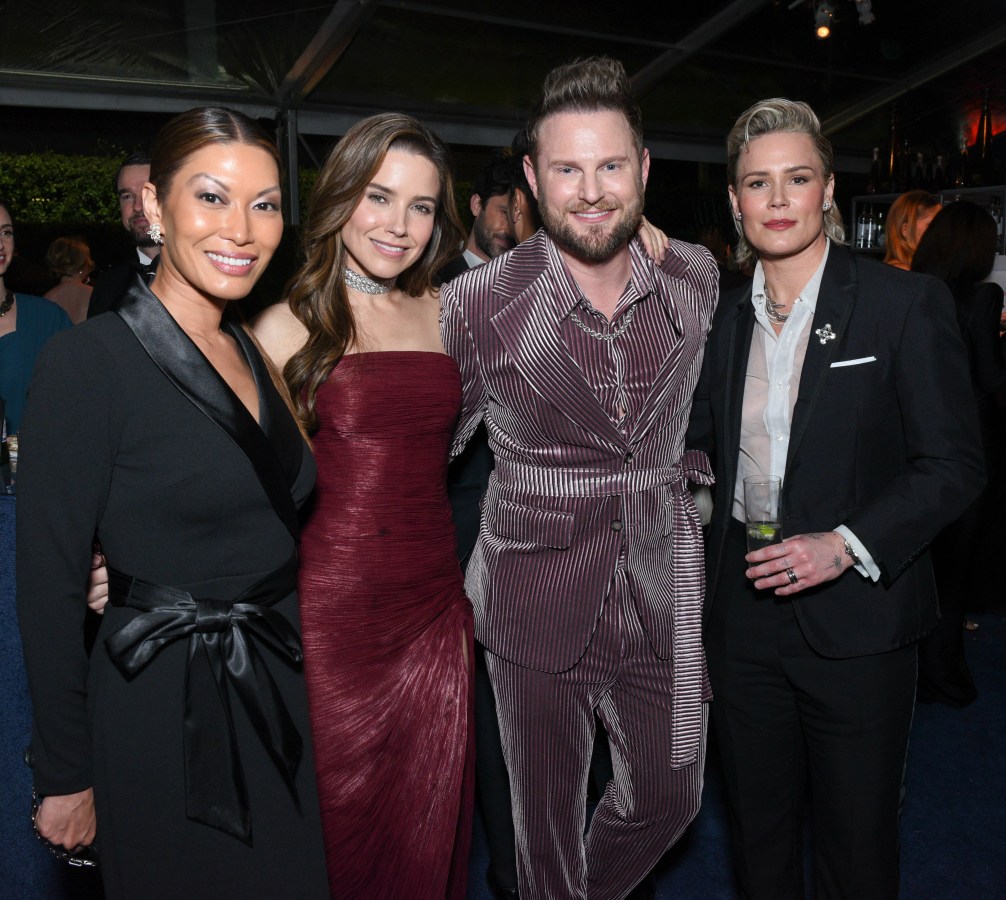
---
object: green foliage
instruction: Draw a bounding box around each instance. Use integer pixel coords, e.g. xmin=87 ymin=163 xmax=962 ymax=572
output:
xmin=298 ymin=167 xmax=318 ymax=218
xmin=0 ymin=152 xmax=121 ymax=224
xmin=0 ymin=151 xmax=320 ymax=226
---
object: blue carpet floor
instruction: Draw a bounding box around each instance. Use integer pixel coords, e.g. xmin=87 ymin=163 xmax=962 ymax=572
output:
xmin=6 ymin=609 xmax=1001 ymax=897
xmin=466 ymin=614 xmax=1006 ymax=899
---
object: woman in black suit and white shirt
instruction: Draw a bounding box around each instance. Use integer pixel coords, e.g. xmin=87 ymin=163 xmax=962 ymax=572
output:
xmin=688 ymin=98 xmax=985 ymax=900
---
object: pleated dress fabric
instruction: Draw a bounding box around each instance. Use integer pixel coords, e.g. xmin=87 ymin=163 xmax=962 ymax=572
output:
xmin=299 ymin=351 xmax=474 ymax=899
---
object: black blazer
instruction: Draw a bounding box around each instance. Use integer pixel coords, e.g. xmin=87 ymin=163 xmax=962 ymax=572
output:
xmin=17 ymin=277 xmax=311 ymax=794
xmin=688 ymin=245 xmax=986 ymax=658
xmin=436 ymin=253 xmax=472 ymax=288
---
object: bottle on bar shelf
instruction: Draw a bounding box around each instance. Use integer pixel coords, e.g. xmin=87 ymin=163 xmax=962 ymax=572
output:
xmin=868 ymin=147 xmax=880 ymax=194
xmin=933 ymin=154 xmax=947 ymax=192
xmin=979 ymin=86 xmax=998 ymax=186
xmin=955 ymin=141 xmax=970 ymax=188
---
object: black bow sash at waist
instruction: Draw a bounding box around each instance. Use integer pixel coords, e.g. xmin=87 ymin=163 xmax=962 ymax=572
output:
xmin=104 ymin=554 xmax=303 ymax=846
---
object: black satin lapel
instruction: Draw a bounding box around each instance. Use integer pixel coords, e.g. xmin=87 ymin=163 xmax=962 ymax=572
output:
xmin=228 ymin=323 xmax=305 ymax=495
xmin=115 ymin=280 xmax=300 ymax=541
xmin=786 ymin=250 xmax=857 ymax=470
xmin=490 ymin=279 xmax=626 ymax=449
xmin=725 ymin=295 xmax=755 ymax=493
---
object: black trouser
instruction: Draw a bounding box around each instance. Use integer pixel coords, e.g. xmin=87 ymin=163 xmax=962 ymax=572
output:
xmin=474 ymin=641 xmax=518 ymax=891
xmin=705 ymin=519 xmax=916 ymax=900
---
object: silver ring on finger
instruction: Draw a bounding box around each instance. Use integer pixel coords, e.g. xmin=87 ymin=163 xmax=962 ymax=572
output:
xmin=786 ymin=567 xmax=799 ymax=585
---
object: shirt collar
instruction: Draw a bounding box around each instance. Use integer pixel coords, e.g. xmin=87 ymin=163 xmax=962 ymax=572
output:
xmin=544 ymin=233 xmax=657 ymax=318
xmin=462 ymin=248 xmax=484 ymax=270
xmin=751 ymin=238 xmax=831 ymax=319
xmin=136 ymin=247 xmax=155 ymax=266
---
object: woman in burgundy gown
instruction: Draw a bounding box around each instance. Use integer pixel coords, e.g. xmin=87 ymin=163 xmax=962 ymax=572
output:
xmin=254 ymin=113 xmax=472 ymax=898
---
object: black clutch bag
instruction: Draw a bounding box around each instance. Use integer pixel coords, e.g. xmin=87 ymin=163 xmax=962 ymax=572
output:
xmin=30 ymin=789 xmax=99 ymax=869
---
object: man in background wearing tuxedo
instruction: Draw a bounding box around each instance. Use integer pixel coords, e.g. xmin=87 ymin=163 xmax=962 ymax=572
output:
xmin=87 ymin=152 xmax=160 ymax=318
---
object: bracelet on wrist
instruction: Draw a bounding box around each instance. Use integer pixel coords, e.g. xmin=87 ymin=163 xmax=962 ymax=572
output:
xmin=841 ymin=537 xmax=861 ymax=567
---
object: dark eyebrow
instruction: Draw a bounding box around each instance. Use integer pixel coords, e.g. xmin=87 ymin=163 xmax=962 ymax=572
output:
xmin=187 ymin=172 xmax=281 ymax=198
xmin=368 ymin=181 xmax=438 ymax=206
xmin=547 ymin=154 xmax=630 ymax=168
xmin=744 ymin=165 xmax=816 ymax=178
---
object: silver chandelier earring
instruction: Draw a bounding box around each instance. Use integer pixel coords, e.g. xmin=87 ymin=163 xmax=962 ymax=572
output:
xmin=148 ymin=223 xmax=163 ymax=245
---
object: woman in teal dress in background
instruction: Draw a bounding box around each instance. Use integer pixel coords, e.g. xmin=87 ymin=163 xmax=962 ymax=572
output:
xmin=0 ymin=199 xmax=72 ymax=436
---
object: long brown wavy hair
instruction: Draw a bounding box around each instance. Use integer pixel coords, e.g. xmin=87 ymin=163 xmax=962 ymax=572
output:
xmin=284 ymin=113 xmax=464 ymax=433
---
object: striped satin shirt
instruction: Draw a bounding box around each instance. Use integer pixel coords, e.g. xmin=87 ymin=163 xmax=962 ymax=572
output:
xmin=548 ymin=237 xmax=680 ymax=435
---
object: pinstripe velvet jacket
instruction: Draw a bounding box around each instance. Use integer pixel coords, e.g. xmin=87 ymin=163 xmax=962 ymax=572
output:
xmin=442 ymin=231 xmax=718 ymax=764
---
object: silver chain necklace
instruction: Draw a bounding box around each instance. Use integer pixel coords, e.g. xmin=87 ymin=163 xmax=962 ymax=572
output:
xmin=344 ymin=267 xmax=394 ymax=295
xmin=568 ymin=303 xmax=637 ymax=342
xmin=762 ymin=285 xmax=790 ymax=325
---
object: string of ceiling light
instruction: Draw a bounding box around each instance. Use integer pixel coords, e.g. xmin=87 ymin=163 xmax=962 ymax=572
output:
xmin=789 ymin=0 xmax=876 ymax=39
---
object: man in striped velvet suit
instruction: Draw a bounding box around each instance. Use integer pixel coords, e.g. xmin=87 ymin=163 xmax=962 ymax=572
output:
xmin=441 ymin=57 xmax=719 ymax=899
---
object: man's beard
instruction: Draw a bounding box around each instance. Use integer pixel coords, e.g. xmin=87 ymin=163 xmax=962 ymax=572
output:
xmin=540 ymin=189 xmax=644 ymax=263
xmin=474 ymin=215 xmax=513 ymax=259
xmin=129 ymin=217 xmax=156 ymax=248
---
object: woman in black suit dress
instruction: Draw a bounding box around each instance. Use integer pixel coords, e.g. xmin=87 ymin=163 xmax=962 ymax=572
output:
xmin=16 ymin=109 xmax=329 ymax=898
xmin=912 ymin=200 xmax=1006 ymax=706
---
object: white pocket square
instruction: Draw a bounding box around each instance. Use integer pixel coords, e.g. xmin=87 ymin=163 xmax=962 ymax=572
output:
xmin=830 ymin=356 xmax=877 ymax=368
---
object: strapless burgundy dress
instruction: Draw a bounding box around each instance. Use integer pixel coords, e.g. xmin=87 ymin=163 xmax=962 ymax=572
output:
xmin=298 ymin=352 xmax=474 ymax=898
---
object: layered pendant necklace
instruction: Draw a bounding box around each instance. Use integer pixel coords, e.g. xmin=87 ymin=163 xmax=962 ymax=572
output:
xmin=762 ymin=285 xmax=790 ymax=325
xmin=0 ymin=289 xmax=14 ymax=317
xmin=344 ymin=267 xmax=394 ymax=295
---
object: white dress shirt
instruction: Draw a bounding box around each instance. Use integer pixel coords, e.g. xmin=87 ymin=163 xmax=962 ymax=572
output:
xmin=733 ymin=241 xmax=879 ymax=581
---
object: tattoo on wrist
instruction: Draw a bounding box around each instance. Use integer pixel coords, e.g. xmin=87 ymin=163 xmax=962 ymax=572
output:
xmin=806 ymin=532 xmax=826 ymax=540
xmin=831 ymin=555 xmax=843 ymax=572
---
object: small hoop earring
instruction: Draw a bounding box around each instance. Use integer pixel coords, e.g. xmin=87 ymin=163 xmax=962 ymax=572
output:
xmin=148 ymin=223 xmax=164 ymax=245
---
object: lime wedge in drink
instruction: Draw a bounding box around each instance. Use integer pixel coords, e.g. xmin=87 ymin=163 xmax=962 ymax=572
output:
xmin=756 ymin=524 xmax=777 ymax=540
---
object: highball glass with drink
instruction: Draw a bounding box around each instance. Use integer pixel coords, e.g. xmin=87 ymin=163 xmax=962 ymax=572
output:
xmin=744 ymin=475 xmax=782 ymax=554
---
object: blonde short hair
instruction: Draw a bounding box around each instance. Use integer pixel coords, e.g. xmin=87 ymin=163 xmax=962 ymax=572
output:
xmin=726 ymin=98 xmax=845 ymax=267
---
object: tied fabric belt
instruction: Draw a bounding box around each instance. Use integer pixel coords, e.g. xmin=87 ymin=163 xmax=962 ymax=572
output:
xmin=493 ymin=448 xmax=714 ymax=497
xmin=104 ymin=555 xmax=303 ymax=845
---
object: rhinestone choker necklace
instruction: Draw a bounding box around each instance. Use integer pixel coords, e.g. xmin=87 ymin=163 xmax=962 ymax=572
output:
xmin=344 ymin=267 xmax=394 ymax=295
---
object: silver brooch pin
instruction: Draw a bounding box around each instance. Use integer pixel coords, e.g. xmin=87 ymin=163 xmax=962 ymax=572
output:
xmin=815 ymin=323 xmax=836 ymax=345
